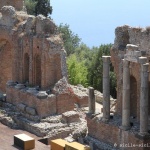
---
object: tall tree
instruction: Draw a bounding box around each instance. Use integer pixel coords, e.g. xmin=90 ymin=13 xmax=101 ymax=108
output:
xmin=35 ymin=0 xmax=52 ymax=17
xmin=25 ymin=0 xmax=37 ymax=15
xmin=67 ymin=54 xmax=88 ymax=87
xmin=25 ymin=0 xmax=52 ymax=16
xmin=58 ymin=24 xmax=81 ymax=56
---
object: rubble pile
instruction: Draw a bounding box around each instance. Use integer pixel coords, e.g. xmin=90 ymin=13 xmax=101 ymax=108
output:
xmin=53 ymin=77 xmax=73 ymax=95
xmin=71 ymin=85 xmax=88 ymax=98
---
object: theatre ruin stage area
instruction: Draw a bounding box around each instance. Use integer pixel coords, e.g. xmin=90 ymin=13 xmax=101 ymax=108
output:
xmin=1 ymin=1 xmax=150 ymax=150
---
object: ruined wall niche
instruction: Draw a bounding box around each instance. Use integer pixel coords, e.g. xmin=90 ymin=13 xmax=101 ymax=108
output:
xmin=24 ymin=53 xmax=29 ymax=83
xmin=0 ymin=39 xmax=13 ymax=92
xmin=130 ymin=75 xmax=137 ymax=118
xmin=34 ymin=54 xmax=41 ymax=86
xmin=0 ymin=0 xmax=24 ymax=11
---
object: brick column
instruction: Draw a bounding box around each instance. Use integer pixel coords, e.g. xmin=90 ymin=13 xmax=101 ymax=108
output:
xmin=102 ymin=56 xmax=111 ymax=122
xmin=121 ymin=59 xmax=131 ymax=130
xmin=88 ymin=87 xmax=95 ymax=114
xmin=140 ymin=63 xmax=149 ymax=135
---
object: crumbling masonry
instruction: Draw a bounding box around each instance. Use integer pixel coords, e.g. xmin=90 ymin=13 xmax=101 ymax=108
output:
xmin=0 ymin=0 xmax=89 ymax=119
xmin=87 ymin=25 xmax=150 ymax=150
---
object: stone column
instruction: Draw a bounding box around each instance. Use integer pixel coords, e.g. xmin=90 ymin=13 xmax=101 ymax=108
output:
xmin=140 ymin=63 xmax=149 ymax=135
xmin=121 ymin=59 xmax=131 ymax=130
xmin=88 ymin=87 xmax=95 ymax=114
xmin=102 ymin=56 xmax=111 ymax=122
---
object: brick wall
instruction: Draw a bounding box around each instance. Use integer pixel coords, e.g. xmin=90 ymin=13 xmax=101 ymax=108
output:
xmin=0 ymin=0 xmax=23 ymax=11
xmin=87 ymin=116 xmax=150 ymax=150
xmin=56 ymin=93 xmax=74 ymax=114
xmin=6 ymin=86 xmax=57 ymax=118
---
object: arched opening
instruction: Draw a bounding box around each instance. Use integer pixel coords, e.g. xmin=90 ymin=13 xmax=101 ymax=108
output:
xmin=35 ymin=54 xmax=41 ymax=86
xmin=130 ymin=76 xmax=137 ymax=118
xmin=24 ymin=53 xmax=29 ymax=83
xmin=0 ymin=40 xmax=12 ymax=92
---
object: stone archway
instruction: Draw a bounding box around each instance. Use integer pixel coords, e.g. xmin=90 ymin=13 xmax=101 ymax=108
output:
xmin=130 ymin=76 xmax=137 ymax=118
xmin=0 ymin=39 xmax=13 ymax=92
xmin=34 ymin=54 xmax=41 ymax=86
xmin=24 ymin=53 xmax=29 ymax=83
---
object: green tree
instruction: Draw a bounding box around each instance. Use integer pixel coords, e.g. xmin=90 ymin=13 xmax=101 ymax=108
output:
xmin=58 ymin=24 xmax=81 ymax=56
xmin=25 ymin=0 xmax=52 ymax=16
xmin=35 ymin=0 xmax=52 ymax=17
xmin=25 ymin=0 xmax=37 ymax=15
xmin=87 ymin=44 xmax=117 ymax=98
xmin=67 ymin=54 xmax=88 ymax=87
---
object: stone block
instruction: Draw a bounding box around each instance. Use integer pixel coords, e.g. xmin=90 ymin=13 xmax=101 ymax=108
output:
xmin=36 ymin=15 xmax=56 ymax=35
xmin=26 ymin=107 xmax=36 ymax=115
xmin=14 ymin=134 xmax=35 ymax=150
xmin=73 ymin=95 xmax=88 ymax=107
xmin=36 ymin=91 xmax=48 ymax=99
xmin=56 ymin=94 xmax=74 ymax=114
xmin=65 ymin=142 xmax=90 ymax=150
xmin=26 ymin=88 xmax=38 ymax=94
xmin=50 ymin=139 xmax=69 ymax=150
xmin=138 ymin=57 xmax=148 ymax=64
xmin=36 ymin=94 xmax=57 ymax=118
xmin=62 ymin=111 xmax=80 ymax=123
xmin=0 ymin=6 xmax=17 ymax=27
xmin=17 ymin=103 xmax=26 ymax=112
xmin=126 ymin=44 xmax=138 ymax=51
xmin=6 ymin=80 xmax=16 ymax=87
xmin=15 ymin=84 xmax=25 ymax=90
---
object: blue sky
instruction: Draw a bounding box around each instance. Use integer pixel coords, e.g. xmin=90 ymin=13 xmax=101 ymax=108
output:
xmin=51 ymin=0 xmax=150 ymax=48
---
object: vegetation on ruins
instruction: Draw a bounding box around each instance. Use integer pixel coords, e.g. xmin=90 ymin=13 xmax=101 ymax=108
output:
xmin=24 ymin=1 xmax=117 ymax=98
xmin=25 ymin=0 xmax=52 ymax=17
xmin=59 ymin=25 xmax=116 ymax=98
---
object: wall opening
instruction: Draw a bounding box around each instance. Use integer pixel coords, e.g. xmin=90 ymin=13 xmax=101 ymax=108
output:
xmin=0 ymin=40 xmax=12 ymax=92
xmin=24 ymin=53 xmax=29 ymax=83
xmin=35 ymin=54 xmax=41 ymax=86
xmin=148 ymin=82 xmax=150 ymax=116
xmin=130 ymin=76 xmax=137 ymax=118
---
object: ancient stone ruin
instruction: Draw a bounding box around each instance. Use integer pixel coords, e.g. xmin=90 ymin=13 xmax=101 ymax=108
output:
xmin=0 ymin=0 xmax=90 ymax=145
xmin=1 ymin=1 xmax=150 ymax=150
xmin=87 ymin=25 xmax=150 ymax=149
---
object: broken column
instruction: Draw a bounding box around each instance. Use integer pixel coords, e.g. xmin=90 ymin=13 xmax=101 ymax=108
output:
xmin=140 ymin=62 xmax=149 ymax=135
xmin=121 ymin=59 xmax=131 ymax=130
xmin=102 ymin=56 xmax=111 ymax=122
xmin=88 ymin=87 xmax=95 ymax=114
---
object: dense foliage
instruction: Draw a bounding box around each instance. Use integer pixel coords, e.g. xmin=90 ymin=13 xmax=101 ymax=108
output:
xmin=58 ymin=24 xmax=81 ymax=56
xmin=58 ymin=24 xmax=117 ymax=98
xmin=25 ymin=0 xmax=52 ymax=16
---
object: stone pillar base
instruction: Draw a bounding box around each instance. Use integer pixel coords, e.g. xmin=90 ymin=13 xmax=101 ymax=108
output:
xmin=102 ymin=117 xmax=109 ymax=123
xmin=120 ymin=125 xmax=131 ymax=131
xmin=138 ymin=132 xmax=149 ymax=137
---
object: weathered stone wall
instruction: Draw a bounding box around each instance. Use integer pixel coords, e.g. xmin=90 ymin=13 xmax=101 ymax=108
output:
xmin=87 ymin=116 xmax=150 ymax=150
xmin=6 ymin=83 xmax=75 ymax=117
xmin=0 ymin=0 xmax=24 ymax=11
xmin=0 ymin=6 xmax=67 ymax=92
xmin=56 ymin=93 xmax=75 ymax=114
xmin=111 ymin=25 xmax=150 ymax=120
xmin=6 ymin=86 xmax=57 ymax=118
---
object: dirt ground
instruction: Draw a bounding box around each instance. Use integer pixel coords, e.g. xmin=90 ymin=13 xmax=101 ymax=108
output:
xmin=0 ymin=123 xmax=50 ymax=150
